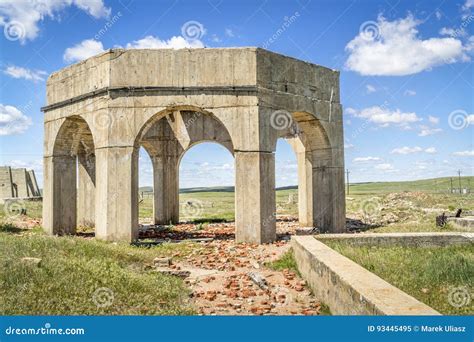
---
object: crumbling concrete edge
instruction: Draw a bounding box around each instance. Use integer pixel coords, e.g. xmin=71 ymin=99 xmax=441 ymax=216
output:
xmin=316 ymin=232 xmax=474 ymax=247
xmin=291 ymin=236 xmax=441 ymax=315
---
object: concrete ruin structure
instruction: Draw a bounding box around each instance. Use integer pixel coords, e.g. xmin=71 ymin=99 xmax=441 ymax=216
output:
xmin=42 ymin=48 xmax=345 ymax=244
xmin=0 ymin=166 xmax=41 ymax=200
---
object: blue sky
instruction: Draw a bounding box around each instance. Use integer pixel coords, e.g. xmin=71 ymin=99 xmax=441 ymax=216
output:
xmin=0 ymin=0 xmax=473 ymax=188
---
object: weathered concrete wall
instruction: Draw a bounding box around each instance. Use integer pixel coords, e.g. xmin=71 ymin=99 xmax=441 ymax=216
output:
xmin=0 ymin=167 xmax=14 ymax=199
xmin=0 ymin=167 xmax=41 ymax=200
xmin=292 ymin=236 xmax=440 ymax=315
xmin=42 ymin=48 xmax=346 ymax=244
xmin=317 ymin=232 xmax=474 ymax=247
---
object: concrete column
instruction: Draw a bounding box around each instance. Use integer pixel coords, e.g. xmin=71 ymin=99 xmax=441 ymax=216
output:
xmin=77 ymin=153 xmax=95 ymax=227
xmin=311 ymin=148 xmax=346 ymax=233
xmin=235 ymin=151 xmax=276 ymax=244
xmin=296 ymin=151 xmax=313 ymax=227
xmin=95 ymin=147 xmax=138 ymax=242
xmin=152 ymin=155 xmax=179 ymax=225
xmin=43 ymin=155 xmax=77 ymax=235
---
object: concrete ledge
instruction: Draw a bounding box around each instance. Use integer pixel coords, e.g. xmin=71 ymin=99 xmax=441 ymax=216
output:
xmin=316 ymin=232 xmax=473 ymax=247
xmin=447 ymin=217 xmax=474 ymax=232
xmin=291 ymin=236 xmax=441 ymax=315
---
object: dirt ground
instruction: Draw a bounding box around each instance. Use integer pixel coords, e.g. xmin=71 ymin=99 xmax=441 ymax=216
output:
xmin=139 ymin=219 xmax=325 ymax=315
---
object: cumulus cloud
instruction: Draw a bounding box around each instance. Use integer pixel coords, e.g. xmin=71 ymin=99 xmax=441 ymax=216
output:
xmin=418 ymin=125 xmax=442 ymax=137
xmin=126 ymin=35 xmax=204 ymax=49
xmin=391 ymin=146 xmax=437 ymax=154
xmin=0 ymin=104 xmax=33 ymax=135
xmin=3 ymin=66 xmax=47 ymax=82
xmin=0 ymin=0 xmax=110 ymax=44
xmin=63 ymin=39 xmax=105 ymax=63
xmin=453 ymin=150 xmax=474 ymax=156
xmin=346 ymin=106 xmax=421 ymax=128
xmin=404 ymin=89 xmax=416 ymax=96
xmin=428 ymin=115 xmax=440 ymax=124
xmin=374 ymin=163 xmax=394 ymax=170
xmin=225 ymin=28 xmax=235 ymax=37
xmin=344 ymin=143 xmax=354 ymax=149
xmin=366 ymin=84 xmax=376 ymax=93
xmin=353 ymin=156 xmax=381 ymax=163
xmin=345 ymin=15 xmax=470 ymax=76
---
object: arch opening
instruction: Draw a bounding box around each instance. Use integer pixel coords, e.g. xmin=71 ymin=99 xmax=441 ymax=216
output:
xmin=50 ymin=116 xmax=96 ymax=235
xmin=179 ymin=142 xmax=235 ymax=223
xmin=134 ymin=108 xmax=235 ymax=228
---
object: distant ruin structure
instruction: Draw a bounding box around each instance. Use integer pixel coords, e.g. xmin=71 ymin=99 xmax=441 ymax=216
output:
xmin=0 ymin=166 xmax=41 ymax=200
xmin=42 ymin=48 xmax=346 ymax=244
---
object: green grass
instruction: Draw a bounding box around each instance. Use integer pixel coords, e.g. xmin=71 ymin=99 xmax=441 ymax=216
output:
xmin=266 ymin=249 xmax=300 ymax=276
xmin=324 ymin=241 xmax=474 ymax=315
xmin=0 ymin=225 xmax=196 ymax=315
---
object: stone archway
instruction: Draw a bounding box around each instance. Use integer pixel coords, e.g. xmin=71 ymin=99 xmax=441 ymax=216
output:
xmin=43 ymin=115 xmax=96 ymax=235
xmin=136 ymin=108 xmax=235 ymax=226
xmin=42 ymin=48 xmax=345 ymax=244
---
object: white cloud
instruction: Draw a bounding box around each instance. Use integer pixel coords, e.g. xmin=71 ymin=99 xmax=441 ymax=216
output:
xmin=0 ymin=104 xmax=33 ymax=135
xmin=391 ymin=146 xmax=437 ymax=154
xmin=63 ymin=39 xmax=105 ymax=63
xmin=404 ymin=89 xmax=416 ymax=96
xmin=435 ymin=9 xmax=442 ymax=20
xmin=366 ymin=84 xmax=376 ymax=93
xmin=418 ymin=125 xmax=442 ymax=137
xmin=440 ymin=27 xmax=467 ymax=38
xmin=211 ymin=34 xmax=221 ymax=42
xmin=345 ymin=15 xmax=469 ymax=76
xmin=0 ymin=0 xmax=110 ymax=44
xmin=374 ymin=163 xmax=394 ymax=170
xmin=126 ymin=35 xmax=204 ymax=49
xmin=462 ymin=0 xmax=474 ymax=18
xmin=346 ymin=106 xmax=421 ymax=128
xmin=225 ymin=28 xmax=235 ymax=37
xmin=3 ymin=66 xmax=47 ymax=82
xmin=353 ymin=156 xmax=381 ymax=163
xmin=428 ymin=115 xmax=440 ymax=124
xmin=453 ymin=150 xmax=474 ymax=156
xmin=344 ymin=143 xmax=354 ymax=149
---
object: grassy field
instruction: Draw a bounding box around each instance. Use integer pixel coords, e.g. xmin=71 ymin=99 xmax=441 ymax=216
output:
xmin=0 ymin=224 xmax=196 ymax=315
xmin=1 ymin=176 xmax=473 ymax=315
xmin=324 ymin=241 xmax=474 ymax=315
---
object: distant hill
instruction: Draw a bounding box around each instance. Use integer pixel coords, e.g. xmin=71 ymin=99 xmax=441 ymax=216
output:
xmin=139 ymin=176 xmax=473 ymax=194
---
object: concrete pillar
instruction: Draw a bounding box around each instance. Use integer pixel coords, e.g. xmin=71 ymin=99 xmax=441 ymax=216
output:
xmin=311 ymin=149 xmax=346 ymax=233
xmin=43 ymin=155 xmax=77 ymax=235
xmin=235 ymin=151 xmax=276 ymax=244
xmin=151 ymin=155 xmax=179 ymax=225
xmin=77 ymin=153 xmax=95 ymax=227
xmin=296 ymin=151 xmax=313 ymax=227
xmin=95 ymin=147 xmax=138 ymax=242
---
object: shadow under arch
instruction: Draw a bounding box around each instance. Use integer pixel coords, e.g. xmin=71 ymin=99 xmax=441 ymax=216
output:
xmin=48 ymin=115 xmax=96 ymax=235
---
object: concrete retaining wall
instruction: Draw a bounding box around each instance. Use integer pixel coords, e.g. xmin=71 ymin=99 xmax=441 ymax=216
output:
xmin=291 ymin=236 xmax=441 ymax=315
xmin=316 ymin=232 xmax=474 ymax=247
